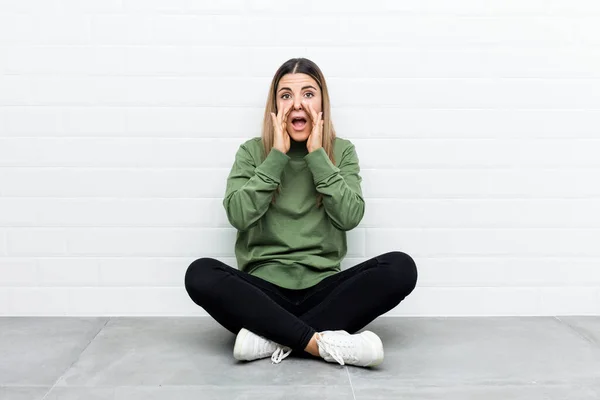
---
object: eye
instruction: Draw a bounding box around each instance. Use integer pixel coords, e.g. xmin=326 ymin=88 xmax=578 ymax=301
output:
xmin=304 ymin=92 xmax=314 ymax=98
xmin=281 ymin=93 xmax=291 ymax=100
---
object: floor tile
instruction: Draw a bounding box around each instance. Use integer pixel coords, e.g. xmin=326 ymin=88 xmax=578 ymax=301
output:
xmin=348 ymin=317 xmax=600 ymax=386
xmin=45 ymin=385 xmax=354 ymax=399
xmin=557 ymin=316 xmax=600 ymax=345
xmin=56 ymin=318 xmax=349 ymax=387
xmin=0 ymin=387 xmax=49 ymax=400
xmin=352 ymin=383 xmax=600 ymax=400
xmin=0 ymin=317 xmax=108 ymax=385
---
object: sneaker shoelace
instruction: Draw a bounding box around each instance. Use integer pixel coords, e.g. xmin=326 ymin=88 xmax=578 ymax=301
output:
xmin=271 ymin=345 xmax=292 ymax=364
xmin=316 ymin=333 xmax=359 ymax=366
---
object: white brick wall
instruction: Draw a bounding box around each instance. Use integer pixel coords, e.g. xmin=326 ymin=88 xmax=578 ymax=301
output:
xmin=1 ymin=0 xmax=599 ymax=316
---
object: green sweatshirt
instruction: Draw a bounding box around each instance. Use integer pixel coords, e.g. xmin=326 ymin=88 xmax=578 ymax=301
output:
xmin=223 ymin=136 xmax=365 ymax=290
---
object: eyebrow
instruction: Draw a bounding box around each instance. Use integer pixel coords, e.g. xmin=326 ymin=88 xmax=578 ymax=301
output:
xmin=278 ymin=85 xmax=318 ymax=93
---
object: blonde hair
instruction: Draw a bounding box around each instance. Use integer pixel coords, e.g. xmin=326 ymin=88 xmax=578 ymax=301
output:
xmin=261 ymin=58 xmax=337 ymax=208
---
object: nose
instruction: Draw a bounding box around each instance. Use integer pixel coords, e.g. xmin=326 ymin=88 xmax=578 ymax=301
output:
xmin=293 ymin=100 xmax=303 ymax=111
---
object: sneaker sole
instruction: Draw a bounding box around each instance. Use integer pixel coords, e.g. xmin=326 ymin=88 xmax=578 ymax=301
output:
xmin=361 ymin=330 xmax=384 ymax=367
xmin=233 ymin=328 xmax=250 ymax=361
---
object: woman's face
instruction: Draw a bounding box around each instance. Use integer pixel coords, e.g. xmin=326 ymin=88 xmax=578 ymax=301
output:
xmin=276 ymin=73 xmax=322 ymax=142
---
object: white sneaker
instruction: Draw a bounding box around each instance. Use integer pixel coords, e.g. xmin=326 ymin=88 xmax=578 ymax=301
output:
xmin=316 ymin=330 xmax=384 ymax=367
xmin=233 ymin=328 xmax=292 ymax=364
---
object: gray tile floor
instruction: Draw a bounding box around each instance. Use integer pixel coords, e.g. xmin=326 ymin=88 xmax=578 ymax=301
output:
xmin=1 ymin=317 xmax=599 ymax=399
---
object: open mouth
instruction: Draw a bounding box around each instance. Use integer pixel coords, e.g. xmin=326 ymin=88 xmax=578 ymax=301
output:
xmin=291 ymin=117 xmax=307 ymax=131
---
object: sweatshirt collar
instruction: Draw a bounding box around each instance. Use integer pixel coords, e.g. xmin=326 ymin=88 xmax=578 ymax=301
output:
xmin=288 ymin=139 xmax=309 ymax=159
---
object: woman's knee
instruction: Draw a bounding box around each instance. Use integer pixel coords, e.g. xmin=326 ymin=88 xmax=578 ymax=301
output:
xmin=184 ymin=257 xmax=223 ymax=295
xmin=381 ymin=251 xmax=418 ymax=295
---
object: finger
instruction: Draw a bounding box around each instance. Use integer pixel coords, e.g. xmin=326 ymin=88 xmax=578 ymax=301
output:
xmin=283 ymin=103 xmax=293 ymax=120
xmin=311 ymin=105 xmax=319 ymax=127
xmin=278 ymin=104 xmax=289 ymax=128
xmin=317 ymin=115 xmax=322 ymax=136
xmin=274 ymin=113 xmax=284 ymax=136
xmin=304 ymin=101 xmax=316 ymax=123
xmin=276 ymin=104 xmax=286 ymax=126
xmin=302 ymin=101 xmax=310 ymax=119
xmin=276 ymin=104 xmax=282 ymax=121
xmin=285 ymin=103 xmax=294 ymax=126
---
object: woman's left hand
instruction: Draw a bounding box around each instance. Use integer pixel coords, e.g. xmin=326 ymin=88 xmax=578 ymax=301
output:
xmin=304 ymin=101 xmax=324 ymax=153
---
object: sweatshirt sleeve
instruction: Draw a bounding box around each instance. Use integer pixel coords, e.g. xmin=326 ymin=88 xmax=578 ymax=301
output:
xmin=223 ymin=144 xmax=290 ymax=231
xmin=304 ymin=144 xmax=365 ymax=231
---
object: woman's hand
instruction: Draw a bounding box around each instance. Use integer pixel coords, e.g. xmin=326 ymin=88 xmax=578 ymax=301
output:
xmin=305 ymin=101 xmax=324 ymax=153
xmin=271 ymin=104 xmax=293 ymax=154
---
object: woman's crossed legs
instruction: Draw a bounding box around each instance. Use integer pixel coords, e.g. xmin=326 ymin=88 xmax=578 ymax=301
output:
xmin=184 ymin=251 xmax=417 ymax=357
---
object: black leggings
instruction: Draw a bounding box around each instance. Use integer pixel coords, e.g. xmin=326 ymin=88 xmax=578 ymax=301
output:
xmin=184 ymin=251 xmax=418 ymax=354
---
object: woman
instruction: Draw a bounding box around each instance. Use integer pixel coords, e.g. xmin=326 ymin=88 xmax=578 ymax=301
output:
xmin=185 ymin=58 xmax=417 ymax=367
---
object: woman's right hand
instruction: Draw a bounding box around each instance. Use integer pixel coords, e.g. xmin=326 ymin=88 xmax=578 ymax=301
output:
xmin=270 ymin=104 xmax=292 ymax=154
